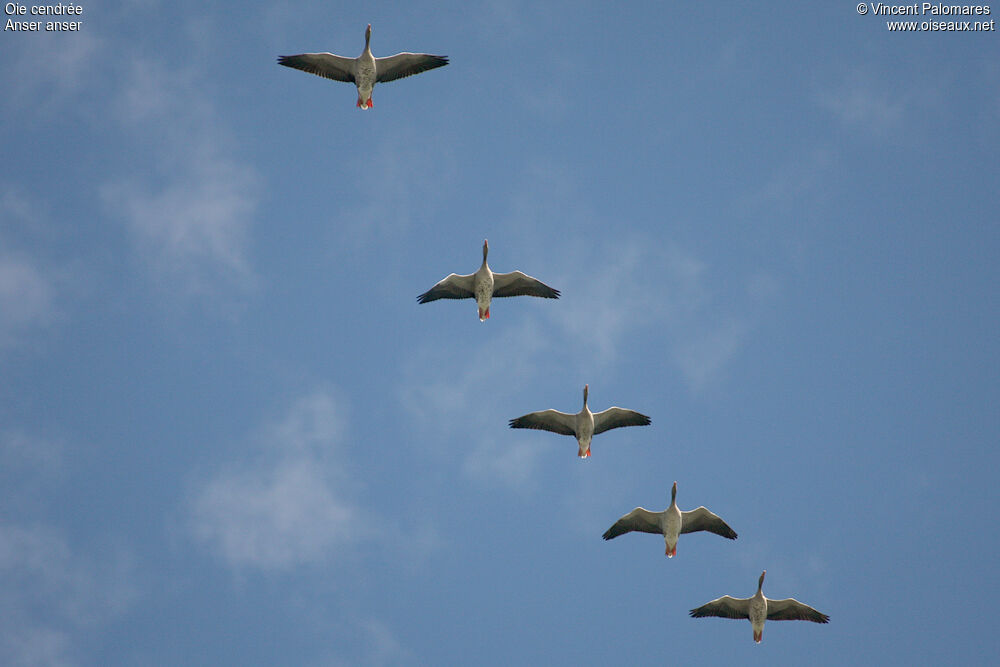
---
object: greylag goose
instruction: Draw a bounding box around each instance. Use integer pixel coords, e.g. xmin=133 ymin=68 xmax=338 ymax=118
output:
xmin=509 ymin=385 xmax=650 ymax=458
xmin=417 ymin=240 xmax=559 ymax=321
xmin=278 ymin=24 xmax=447 ymax=109
xmin=689 ymin=570 xmax=830 ymax=643
xmin=602 ymin=482 xmax=737 ymax=557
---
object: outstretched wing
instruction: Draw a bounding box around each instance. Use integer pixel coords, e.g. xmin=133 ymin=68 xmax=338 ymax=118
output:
xmin=602 ymin=507 xmax=662 ymax=540
xmin=417 ymin=273 xmax=476 ymax=303
xmin=508 ymin=410 xmax=576 ymax=436
xmin=680 ymin=506 xmax=738 ymax=540
xmin=766 ymin=598 xmax=830 ymax=623
xmin=491 ymin=271 xmax=560 ymax=299
xmin=375 ymin=53 xmax=448 ymax=83
xmin=277 ymin=53 xmax=355 ymax=83
xmin=689 ymin=595 xmax=751 ymax=620
xmin=592 ymin=407 xmax=651 ymax=435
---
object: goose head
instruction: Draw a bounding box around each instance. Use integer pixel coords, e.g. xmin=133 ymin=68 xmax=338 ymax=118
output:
xmin=482 ymin=239 xmax=489 ymax=264
xmin=583 ymin=384 xmax=589 ymax=408
xmin=758 ymin=570 xmax=766 ymax=592
xmin=670 ymin=480 xmax=678 ymax=506
xmin=364 ymin=24 xmax=372 ymax=48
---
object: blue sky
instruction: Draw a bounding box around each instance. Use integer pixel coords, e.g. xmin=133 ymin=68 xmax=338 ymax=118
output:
xmin=2 ymin=1 xmax=998 ymax=664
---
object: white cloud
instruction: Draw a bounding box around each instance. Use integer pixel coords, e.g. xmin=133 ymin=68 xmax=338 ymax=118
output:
xmin=189 ymin=390 xmax=365 ymax=571
xmin=0 ymin=431 xmax=64 ymax=512
xmin=102 ymin=165 xmax=255 ymax=293
xmin=357 ymin=618 xmax=411 ymax=667
xmin=403 ymin=241 xmax=775 ymax=493
xmin=191 ymin=459 xmax=356 ymax=570
xmin=546 ymin=238 xmax=773 ymax=391
xmin=817 ymin=73 xmax=906 ymax=133
xmin=402 ymin=242 xmax=770 ymax=493
xmin=0 ymin=426 xmax=136 ymax=667
xmin=337 ymin=133 xmax=457 ymax=251
xmin=744 ymin=148 xmax=833 ymax=215
xmin=101 ymin=59 xmax=258 ymax=298
xmin=265 ymin=390 xmax=346 ymax=457
xmin=0 ymin=524 xmax=136 ymax=667
xmin=489 ymin=159 xmax=776 ymax=391
xmin=462 ymin=435 xmax=551 ymax=491
xmin=672 ymin=318 xmax=748 ymax=392
xmin=0 ymin=30 xmax=101 ymax=116
xmin=0 ymin=190 xmax=62 ymax=351
xmin=400 ymin=317 xmax=558 ymax=490
xmin=0 ymin=253 xmax=54 ymax=349
xmin=401 ymin=318 xmax=545 ymax=431
xmin=308 ymin=616 xmax=411 ymax=667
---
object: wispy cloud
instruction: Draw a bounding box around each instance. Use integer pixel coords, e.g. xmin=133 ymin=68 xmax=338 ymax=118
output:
xmin=308 ymin=616 xmax=411 ymax=667
xmin=0 ymin=253 xmax=55 ymax=350
xmin=400 ymin=318 xmax=558 ymax=489
xmin=547 ymin=238 xmax=775 ymax=391
xmin=101 ymin=59 xmax=259 ymax=298
xmin=338 ymin=132 xmax=457 ymax=251
xmin=0 ymin=524 xmax=136 ymax=667
xmin=356 ymin=618 xmax=411 ymax=667
xmin=0 ymin=30 xmax=100 ymax=116
xmin=0 ymin=431 xmax=64 ymax=511
xmin=671 ymin=318 xmax=746 ymax=391
xmin=490 ymin=158 xmax=777 ymax=391
xmin=191 ymin=460 xmax=356 ymax=570
xmin=462 ymin=434 xmax=552 ymax=491
xmin=402 ymin=242 xmax=773 ymax=494
xmin=0 ymin=426 xmax=136 ymax=667
xmin=816 ymin=72 xmax=906 ymax=134
xmin=743 ymin=148 xmax=833 ymax=215
xmin=0 ymin=190 xmax=61 ymax=351
xmin=189 ymin=389 xmax=366 ymax=571
xmin=402 ymin=176 xmax=777 ymax=494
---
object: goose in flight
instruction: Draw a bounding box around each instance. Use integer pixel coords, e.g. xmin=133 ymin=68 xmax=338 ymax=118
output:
xmin=689 ymin=570 xmax=830 ymax=643
xmin=602 ymin=482 xmax=737 ymax=557
xmin=509 ymin=384 xmax=650 ymax=458
xmin=417 ymin=240 xmax=560 ymax=321
xmin=278 ymin=24 xmax=448 ymax=109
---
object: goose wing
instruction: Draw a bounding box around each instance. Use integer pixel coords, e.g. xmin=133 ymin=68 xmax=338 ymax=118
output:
xmin=375 ymin=53 xmax=449 ymax=83
xmin=592 ymin=407 xmax=651 ymax=435
xmin=508 ymin=410 xmax=576 ymax=436
xmin=417 ymin=273 xmax=476 ymax=303
xmin=602 ymin=507 xmax=662 ymax=540
xmin=689 ymin=595 xmax=751 ymax=620
xmin=491 ymin=271 xmax=560 ymax=299
xmin=766 ymin=598 xmax=830 ymax=623
xmin=277 ymin=53 xmax=356 ymax=83
xmin=680 ymin=507 xmax=738 ymax=539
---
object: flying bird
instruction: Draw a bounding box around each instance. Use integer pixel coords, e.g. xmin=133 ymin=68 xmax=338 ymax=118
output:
xmin=602 ymin=481 xmax=737 ymax=557
xmin=689 ymin=570 xmax=830 ymax=643
xmin=417 ymin=240 xmax=560 ymax=321
xmin=509 ymin=384 xmax=650 ymax=458
xmin=277 ymin=24 xmax=448 ymax=109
